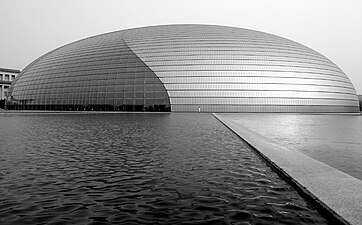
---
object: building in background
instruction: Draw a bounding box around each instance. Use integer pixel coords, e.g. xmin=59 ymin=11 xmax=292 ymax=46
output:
xmin=9 ymin=24 xmax=360 ymax=112
xmin=0 ymin=68 xmax=20 ymax=104
xmin=0 ymin=68 xmax=20 ymax=109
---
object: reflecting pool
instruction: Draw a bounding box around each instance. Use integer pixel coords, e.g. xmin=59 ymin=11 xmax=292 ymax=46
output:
xmin=0 ymin=113 xmax=329 ymax=224
xmin=222 ymin=113 xmax=362 ymax=180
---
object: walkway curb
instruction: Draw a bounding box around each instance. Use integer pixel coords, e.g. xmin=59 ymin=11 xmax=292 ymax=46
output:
xmin=213 ymin=113 xmax=362 ymax=225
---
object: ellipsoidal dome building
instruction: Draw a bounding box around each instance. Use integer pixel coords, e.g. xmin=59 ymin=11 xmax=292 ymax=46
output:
xmin=10 ymin=24 xmax=359 ymax=112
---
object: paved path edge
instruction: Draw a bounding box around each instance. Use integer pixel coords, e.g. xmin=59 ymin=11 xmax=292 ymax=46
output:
xmin=213 ymin=113 xmax=362 ymax=225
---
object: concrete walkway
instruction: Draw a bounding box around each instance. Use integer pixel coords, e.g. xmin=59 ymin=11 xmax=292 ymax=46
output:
xmin=214 ymin=113 xmax=362 ymax=225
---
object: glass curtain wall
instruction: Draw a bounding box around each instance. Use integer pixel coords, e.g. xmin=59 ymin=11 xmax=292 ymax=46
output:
xmin=10 ymin=25 xmax=359 ymax=113
xmin=9 ymin=32 xmax=170 ymax=111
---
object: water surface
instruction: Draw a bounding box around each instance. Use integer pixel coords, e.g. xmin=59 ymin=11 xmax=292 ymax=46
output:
xmin=0 ymin=113 xmax=330 ymax=224
xmin=223 ymin=113 xmax=362 ymax=180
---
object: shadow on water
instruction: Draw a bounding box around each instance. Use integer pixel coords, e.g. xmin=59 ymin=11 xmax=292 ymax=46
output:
xmin=0 ymin=113 xmax=333 ymax=224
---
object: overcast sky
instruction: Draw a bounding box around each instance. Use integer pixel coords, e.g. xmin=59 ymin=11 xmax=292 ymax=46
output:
xmin=1 ymin=0 xmax=362 ymax=93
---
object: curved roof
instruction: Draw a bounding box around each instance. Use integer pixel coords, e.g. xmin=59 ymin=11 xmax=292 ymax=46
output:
xmin=10 ymin=24 xmax=359 ymax=112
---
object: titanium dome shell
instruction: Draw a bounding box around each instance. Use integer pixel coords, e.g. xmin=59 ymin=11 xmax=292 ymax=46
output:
xmin=10 ymin=24 xmax=359 ymax=112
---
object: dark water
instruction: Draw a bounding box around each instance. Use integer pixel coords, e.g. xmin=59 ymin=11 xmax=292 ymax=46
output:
xmin=0 ymin=113 xmax=329 ymax=225
xmin=223 ymin=113 xmax=362 ymax=180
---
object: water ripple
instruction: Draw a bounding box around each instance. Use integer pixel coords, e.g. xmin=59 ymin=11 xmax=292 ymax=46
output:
xmin=0 ymin=113 xmax=329 ymax=224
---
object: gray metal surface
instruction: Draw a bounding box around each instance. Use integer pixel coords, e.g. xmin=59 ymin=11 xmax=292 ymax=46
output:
xmin=10 ymin=24 xmax=359 ymax=112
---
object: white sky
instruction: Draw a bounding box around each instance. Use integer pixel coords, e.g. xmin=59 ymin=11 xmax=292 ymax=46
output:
xmin=1 ymin=0 xmax=362 ymax=93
